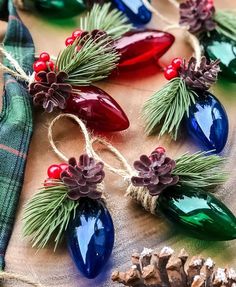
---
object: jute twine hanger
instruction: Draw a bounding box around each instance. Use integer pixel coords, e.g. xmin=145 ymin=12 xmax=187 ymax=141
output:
xmin=48 ymin=114 xmax=162 ymax=215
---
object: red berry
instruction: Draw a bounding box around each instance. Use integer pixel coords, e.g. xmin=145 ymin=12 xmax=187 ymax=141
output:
xmin=35 ymin=73 xmax=42 ymax=82
xmin=47 ymin=164 xmax=62 ymax=179
xmin=59 ymin=163 xmax=68 ymax=172
xmin=47 ymin=60 xmax=54 ymax=71
xmin=171 ymin=58 xmax=182 ymax=70
xmin=44 ymin=178 xmax=58 ymax=187
xmin=155 ymin=146 xmax=166 ymax=154
xmin=33 ymin=60 xmax=47 ymax=73
xmin=65 ymin=36 xmax=75 ymax=46
xmin=39 ymin=52 xmax=50 ymax=62
xmin=72 ymin=29 xmax=83 ymax=40
xmin=164 ymin=67 xmax=179 ymax=80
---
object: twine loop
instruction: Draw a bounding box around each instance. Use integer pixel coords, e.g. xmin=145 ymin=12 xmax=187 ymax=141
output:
xmin=48 ymin=114 xmax=159 ymax=214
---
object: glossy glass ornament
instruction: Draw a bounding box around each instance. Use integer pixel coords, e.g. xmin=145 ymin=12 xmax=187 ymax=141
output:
xmin=157 ymin=186 xmax=236 ymax=241
xmin=185 ymin=91 xmax=228 ymax=153
xmin=114 ymin=29 xmax=175 ymax=69
xmin=112 ymin=0 xmax=152 ymax=26
xmin=65 ymin=85 xmax=129 ymax=132
xmin=201 ymin=31 xmax=236 ymax=82
xmin=34 ymin=0 xmax=86 ymax=18
xmin=66 ymin=198 xmax=115 ymax=279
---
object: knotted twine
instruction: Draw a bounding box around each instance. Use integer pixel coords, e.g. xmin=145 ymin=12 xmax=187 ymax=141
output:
xmin=48 ymin=114 xmax=160 ymax=215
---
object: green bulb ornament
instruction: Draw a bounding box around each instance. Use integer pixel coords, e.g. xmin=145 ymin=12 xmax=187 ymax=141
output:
xmin=26 ymin=0 xmax=86 ymax=18
xmin=157 ymin=186 xmax=236 ymax=241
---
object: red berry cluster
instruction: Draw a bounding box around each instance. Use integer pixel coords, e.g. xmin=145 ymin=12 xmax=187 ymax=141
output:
xmin=164 ymin=58 xmax=182 ymax=81
xmin=44 ymin=163 xmax=69 ymax=187
xmin=33 ymin=52 xmax=54 ymax=81
xmin=65 ymin=29 xmax=83 ymax=46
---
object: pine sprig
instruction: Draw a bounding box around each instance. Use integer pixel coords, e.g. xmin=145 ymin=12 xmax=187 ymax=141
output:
xmin=142 ymin=78 xmax=196 ymax=140
xmin=214 ymin=10 xmax=236 ymax=42
xmin=80 ymin=3 xmax=132 ymax=40
xmin=56 ymin=36 xmax=119 ymax=85
xmin=173 ymin=151 xmax=227 ymax=188
xmin=22 ymin=184 xmax=79 ymax=250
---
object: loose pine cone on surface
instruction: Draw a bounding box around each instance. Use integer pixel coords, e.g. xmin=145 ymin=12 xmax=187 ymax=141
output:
xmin=29 ymin=71 xmax=72 ymax=113
xmin=179 ymin=0 xmax=216 ymax=34
xmin=61 ymin=155 xmax=105 ymax=200
xmin=180 ymin=56 xmax=221 ymax=91
xmin=131 ymin=150 xmax=179 ymax=196
xmin=112 ymin=247 xmax=236 ymax=287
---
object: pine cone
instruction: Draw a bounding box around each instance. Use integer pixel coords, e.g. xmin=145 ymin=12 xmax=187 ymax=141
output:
xmin=61 ymin=155 xmax=105 ymax=200
xmin=80 ymin=29 xmax=114 ymax=47
xmin=131 ymin=151 xmax=179 ymax=196
xmin=179 ymin=0 xmax=216 ymax=34
xmin=179 ymin=56 xmax=221 ymax=91
xmin=112 ymin=247 xmax=236 ymax=287
xmin=29 ymin=71 xmax=72 ymax=113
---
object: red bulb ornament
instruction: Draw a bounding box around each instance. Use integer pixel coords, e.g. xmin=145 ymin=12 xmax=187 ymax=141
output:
xmin=114 ymin=29 xmax=175 ymax=69
xmin=65 ymin=85 xmax=129 ymax=132
xmin=47 ymin=164 xmax=62 ymax=179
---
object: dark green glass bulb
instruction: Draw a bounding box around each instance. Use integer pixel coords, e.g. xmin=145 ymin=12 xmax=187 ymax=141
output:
xmin=34 ymin=0 xmax=86 ymax=18
xmin=201 ymin=31 xmax=236 ymax=82
xmin=157 ymin=186 xmax=236 ymax=241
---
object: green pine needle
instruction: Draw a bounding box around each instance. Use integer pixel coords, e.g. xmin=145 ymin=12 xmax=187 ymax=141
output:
xmin=80 ymin=3 xmax=132 ymax=40
xmin=56 ymin=36 xmax=119 ymax=85
xmin=142 ymin=78 xmax=196 ymax=140
xmin=214 ymin=10 xmax=236 ymax=42
xmin=22 ymin=184 xmax=79 ymax=250
xmin=174 ymin=151 xmax=227 ymax=189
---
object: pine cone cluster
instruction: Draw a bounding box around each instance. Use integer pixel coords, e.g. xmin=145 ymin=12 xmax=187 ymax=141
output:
xmin=131 ymin=151 xmax=179 ymax=196
xmin=179 ymin=0 xmax=216 ymax=34
xmin=29 ymin=71 xmax=72 ymax=113
xmin=179 ymin=57 xmax=221 ymax=91
xmin=61 ymin=155 xmax=105 ymax=200
xmin=80 ymin=29 xmax=114 ymax=47
xmin=112 ymin=247 xmax=236 ymax=287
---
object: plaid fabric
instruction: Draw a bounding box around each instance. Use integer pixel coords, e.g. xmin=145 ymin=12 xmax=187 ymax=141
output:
xmin=0 ymin=0 xmax=34 ymax=270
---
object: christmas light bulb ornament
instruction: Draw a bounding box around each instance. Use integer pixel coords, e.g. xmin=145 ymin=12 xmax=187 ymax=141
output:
xmin=143 ymin=56 xmax=229 ymax=153
xmin=22 ymin=115 xmax=115 ymax=279
xmin=89 ymin=138 xmax=236 ymax=241
xmin=33 ymin=0 xmax=86 ymax=18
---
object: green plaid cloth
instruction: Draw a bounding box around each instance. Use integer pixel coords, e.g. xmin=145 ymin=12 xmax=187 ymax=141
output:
xmin=0 ymin=0 xmax=34 ymax=270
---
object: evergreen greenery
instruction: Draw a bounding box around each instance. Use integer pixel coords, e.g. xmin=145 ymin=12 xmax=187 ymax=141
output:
xmin=174 ymin=151 xmax=227 ymax=188
xmin=214 ymin=10 xmax=236 ymax=42
xmin=80 ymin=3 xmax=132 ymax=40
xmin=56 ymin=36 xmax=119 ymax=86
xmin=142 ymin=78 xmax=196 ymax=140
xmin=22 ymin=183 xmax=79 ymax=250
